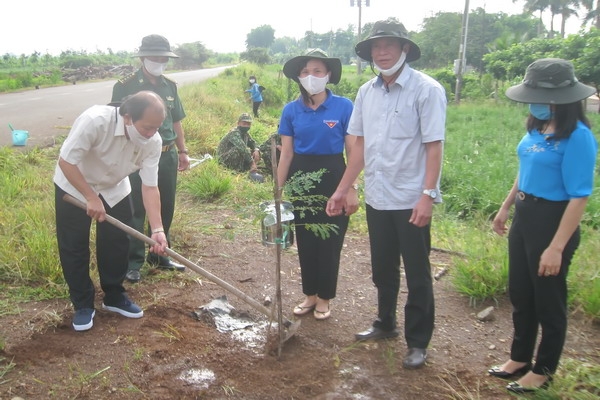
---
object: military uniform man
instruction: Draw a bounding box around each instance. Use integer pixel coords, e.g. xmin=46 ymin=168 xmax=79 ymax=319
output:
xmin=258 ymin=133 xmax=282 ymax=175
xmin=112 ymin=34 xmax=190 ymax=283
xmin=217 ymin=113 xmax=264 ymax=182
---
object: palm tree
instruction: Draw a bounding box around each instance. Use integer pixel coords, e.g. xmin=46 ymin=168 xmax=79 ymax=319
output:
xmin=517 ymin=0 xmax=551 ymax=36
xmin=581 ymin=0 xmax=600 ymax=28
xmin=552 ymin=0 xmax=580 ymax=37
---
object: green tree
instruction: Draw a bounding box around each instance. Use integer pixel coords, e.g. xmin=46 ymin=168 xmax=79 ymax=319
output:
xmin=412 ymin=10 xmax=538 ymax=70
xmin=551 ymin=0 xmax=580 ymax=37
xmin=173 ymin=42 xmax=212 ymax=69
xmin=581 ymin=0 xmax=600 ymax=28
xmin=330 ymin=26 xmax=356 ymax=64
xmin=569 ymin=28 xmax=600 ymax=100
xmin=270 ymin=37 xmax=300 ymax=64
xmin=240 ymin=48 xmax=271 ymax=65
xmin=246 ymin=25 xmax=275 ymax=49
xmin=518 ymin=0 xmax=551 ymax=36
xmin=412 ymin=12 xmax=462 ymax=69
xmin=483 ymin=36 xmax=564 ymax=80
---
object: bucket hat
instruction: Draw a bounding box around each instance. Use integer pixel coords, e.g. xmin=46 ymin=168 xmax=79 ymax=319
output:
xmin=355 ymin=18 xmax=421 ymax=63
xmin=134 ymin=34 xmax=179 ymax=58
xmin=282 ymin=48 xmax=342 ymax=84
xmin=238 ymin=113 xmax=253 ymax=123
xmin=505 ymin=58 xmax=595 ymax=104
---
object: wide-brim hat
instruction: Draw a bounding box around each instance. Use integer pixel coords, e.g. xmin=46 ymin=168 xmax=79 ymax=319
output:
xmin=505 ymin=58 xmax=595 ymax=104
xmin=283 ymin=48 xmax=342 ymax=84
xmin=355 ymin=18 xmax=421 ymax=63
xmin=133 ymin=34 xmax=179 ymax=58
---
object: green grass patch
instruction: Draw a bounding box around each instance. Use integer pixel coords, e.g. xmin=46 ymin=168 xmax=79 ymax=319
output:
xmin=3 ymin=64 xmax=598 ymax=321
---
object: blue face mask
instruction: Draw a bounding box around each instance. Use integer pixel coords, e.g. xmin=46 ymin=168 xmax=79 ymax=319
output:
xmin=529 ymin=104 xmax=552 ymax=120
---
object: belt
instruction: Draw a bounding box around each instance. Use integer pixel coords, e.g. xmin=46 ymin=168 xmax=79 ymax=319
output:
xmin=161 ymin=142 xmax=175 ymax=152
xmin=516 ymin=191 xmax=569 ymax=204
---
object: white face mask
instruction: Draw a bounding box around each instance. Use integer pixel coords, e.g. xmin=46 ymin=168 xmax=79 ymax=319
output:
xmin=143 ymin=59 xmax=167 ymax=77
xmin=374 ymin=51 xmax=407 ymax=77
xmin=126 ymin=124 xmax=151 ymax=147
xmin=249 ymin=79 xmax=256 ymax=84
xmin=298 ymin=74 xmax=329 ymax=95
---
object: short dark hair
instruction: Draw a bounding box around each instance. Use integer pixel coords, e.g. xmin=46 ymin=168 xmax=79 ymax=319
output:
xmin=119 ymin=91 xmax=166 ymax=122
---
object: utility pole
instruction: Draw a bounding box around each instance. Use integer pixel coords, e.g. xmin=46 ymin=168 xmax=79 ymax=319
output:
xmin=455 ymin=0 xmax=469 ymax=104
xmin=350 ymin=0 xmax=370 ymax=74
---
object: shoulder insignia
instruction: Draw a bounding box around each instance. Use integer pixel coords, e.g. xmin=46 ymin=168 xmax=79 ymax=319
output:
xmin=118 ymin=72 xmax=138 ymax=85
xmin=163 ymin=75 xmax=178 ymax=85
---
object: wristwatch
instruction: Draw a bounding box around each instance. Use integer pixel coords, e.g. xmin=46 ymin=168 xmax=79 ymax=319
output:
xmin=422 ymin=189 xmax=437 ymax=199
xmin=351 ymin=183 xmax=359 ymax=190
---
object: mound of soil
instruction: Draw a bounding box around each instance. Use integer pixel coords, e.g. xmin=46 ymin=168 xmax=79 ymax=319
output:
xmin=1 ymin=204 xmax=598 ymax=399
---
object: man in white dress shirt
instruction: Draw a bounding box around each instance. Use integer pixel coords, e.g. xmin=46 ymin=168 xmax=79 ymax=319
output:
xmin=54 ymin=90 xmax=169 ymax=331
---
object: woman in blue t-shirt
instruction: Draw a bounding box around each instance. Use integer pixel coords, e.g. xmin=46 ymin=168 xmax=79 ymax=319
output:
xmin=277 ymin=49 xmax=358 ymax=321
xmin=245 ymin=75 xmax=263 ymax=118
xmin=489 ymin=58 xmax=597 ymax=394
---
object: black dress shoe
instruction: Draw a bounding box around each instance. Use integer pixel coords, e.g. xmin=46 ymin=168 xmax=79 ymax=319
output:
xmin=125 ymin=270 xmax=141 ymax=283
xmin=355 ymin=326 xmax=399 ymax=341
xmin=403 ymin=348 xmax=427 ymax=369
xmin=506 ymin=376 xmax=553 ymax=393
xmin=488 ymin=362 xmax=531 ymax=379
xmin=155 ymin=260 xmax=186 ymax=272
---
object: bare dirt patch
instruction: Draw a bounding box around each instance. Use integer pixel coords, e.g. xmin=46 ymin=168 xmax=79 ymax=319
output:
xmin=1 ymin=204 xmax=599 ymax=399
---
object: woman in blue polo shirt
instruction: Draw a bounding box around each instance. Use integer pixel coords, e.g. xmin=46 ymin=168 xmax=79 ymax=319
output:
xmin=489 ymin=58 xmax=597 ymax=394
xmin=277 ymin=49 xmax=358 ymax=321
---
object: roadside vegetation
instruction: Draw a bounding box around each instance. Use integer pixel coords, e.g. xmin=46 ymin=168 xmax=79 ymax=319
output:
xmin=1 ymin=62 xmax=599 ymax=399
xmin=2 ymin=3 xmax=600 ymax=395
xmin=1 ymin=62 xmax=599 ymax=316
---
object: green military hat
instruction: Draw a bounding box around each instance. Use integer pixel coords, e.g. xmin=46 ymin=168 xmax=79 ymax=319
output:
xmin=505 ymin=58 xmax=595 ymax=105
xmin=134 ymin=34 xmax=179 ymax=58
xmin=238 ymin=113 xmax=253 ymax=123
xmin=283 ymin=48 xmax=342 ymax=84
xmin=355 ymin=17 xmax=421 ymax=63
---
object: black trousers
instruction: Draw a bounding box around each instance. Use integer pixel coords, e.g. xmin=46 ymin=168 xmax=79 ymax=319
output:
xmin=55 ymin=185 xmax=131 ymax=310
xmin=128 ymin=147 xmax=178 ymax=270
xmin=252 ymin=101 xmax=262 ymax=118
xmin=366 ymin=204 xmax=435 ymax=349
xmin=288 ymin=153 xmax=349 ymax=300
xmin=508 ymin=196 xmax=579 ymax=375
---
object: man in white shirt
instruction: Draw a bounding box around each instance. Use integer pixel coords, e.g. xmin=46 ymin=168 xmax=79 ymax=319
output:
xmin=54 ymin=90 xmax=169 ymax=332
xmin=326 ymin=18 xmax=447 ymax=369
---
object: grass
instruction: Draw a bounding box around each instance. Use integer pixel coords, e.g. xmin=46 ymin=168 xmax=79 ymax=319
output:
xmin=154 ymin=323 xmax=183 ymax=343
xmin=1 ymin=66 xmax=599 ymax=316
xmin=0 ymin=356 xmax=15 ymax=384
xmin=0 ymin=64 xmax=599 ymax=399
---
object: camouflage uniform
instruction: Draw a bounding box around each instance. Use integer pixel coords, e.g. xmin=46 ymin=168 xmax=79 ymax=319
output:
xmin=217 ymin=127 xmax=258 ymax=172
xmin=258 ymin=133 xmax=281 ymax=175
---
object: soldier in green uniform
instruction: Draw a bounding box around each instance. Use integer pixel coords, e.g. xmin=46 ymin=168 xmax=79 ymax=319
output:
xmin=217 ymin=113 xmax=264 ymax=182
xmin=112 ymin=34 xmax=190 ymax=283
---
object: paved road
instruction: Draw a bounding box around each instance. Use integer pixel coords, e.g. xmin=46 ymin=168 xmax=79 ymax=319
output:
xmin=0 ymin=66 xmax=231 ymax=148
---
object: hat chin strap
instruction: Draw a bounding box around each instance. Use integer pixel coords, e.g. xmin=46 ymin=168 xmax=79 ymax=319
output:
xmin=374 ymin=51 xmax=407 ymax=77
